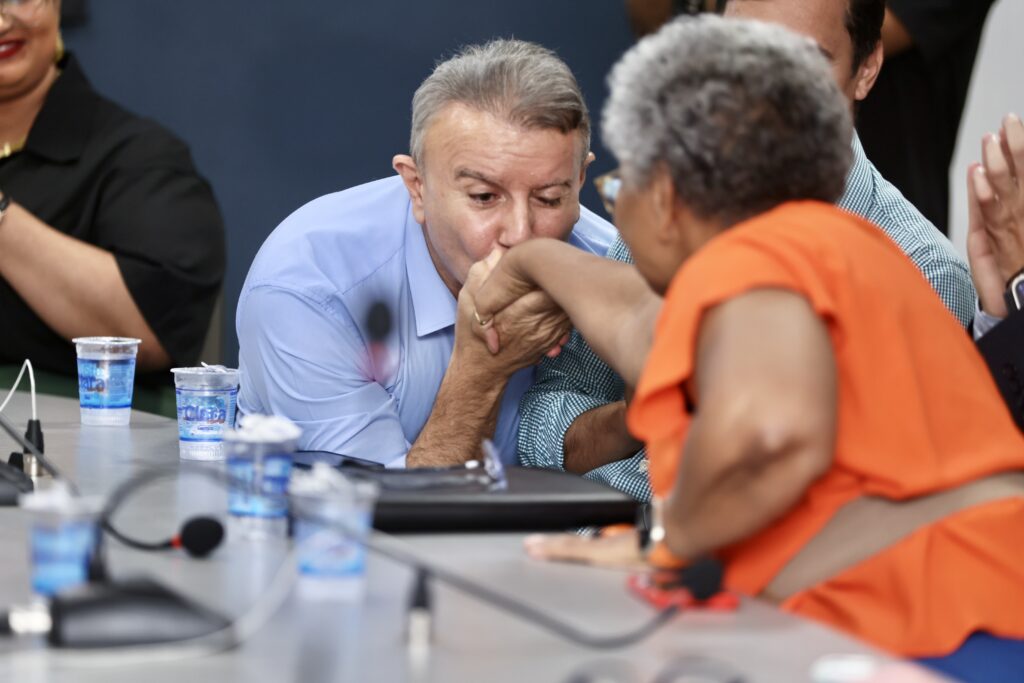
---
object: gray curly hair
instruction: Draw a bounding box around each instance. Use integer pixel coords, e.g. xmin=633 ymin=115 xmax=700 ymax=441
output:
xmin=410 ymin=39 xmax=591 ymax=166
xmin=603 ymin=15 xmax=853 ymax=226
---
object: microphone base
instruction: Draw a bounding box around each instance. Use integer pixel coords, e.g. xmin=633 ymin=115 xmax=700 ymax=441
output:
xmin=22 ymin=453 xmax=48 ymax=479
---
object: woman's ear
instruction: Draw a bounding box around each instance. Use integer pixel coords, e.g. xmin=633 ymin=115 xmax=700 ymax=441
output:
xmin=650 ymin=166 xmax=681 ymax=245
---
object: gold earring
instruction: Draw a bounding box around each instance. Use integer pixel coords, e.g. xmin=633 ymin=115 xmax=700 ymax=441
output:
xmin=55 ymin=32 xmax=65 ymax=64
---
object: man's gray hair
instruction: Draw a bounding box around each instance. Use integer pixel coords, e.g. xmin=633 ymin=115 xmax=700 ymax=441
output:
xmin=603 ymin=15 xmax=853 ymax=226
xmin=410 ymin=39 xmax=591 ymax=165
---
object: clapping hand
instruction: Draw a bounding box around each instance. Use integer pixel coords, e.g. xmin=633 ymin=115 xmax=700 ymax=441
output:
xmin=967 ymin=113 xmax=1024 ymax=318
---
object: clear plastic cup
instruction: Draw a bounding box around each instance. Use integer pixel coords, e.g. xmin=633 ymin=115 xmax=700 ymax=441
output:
xmin=291 ymin=464 xmax=379 ymax=601
xmin=223 ymin=415 xmax=301 ymax=540
xmin=20 ymin=483 xmax=103 ymax=597
xmin=171 ymin=366 xmax=241 ymax=461
xmin=73 ymin=337 xmax=141 ymax=426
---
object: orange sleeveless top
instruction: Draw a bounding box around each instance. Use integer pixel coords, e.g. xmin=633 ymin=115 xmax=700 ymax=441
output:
xmin=628 ymin=201 xmax=1024 ymax=657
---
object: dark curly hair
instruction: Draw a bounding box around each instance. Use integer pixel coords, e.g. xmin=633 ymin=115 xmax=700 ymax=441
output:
xmin=846 ymin=0 xmax=885 ymax=72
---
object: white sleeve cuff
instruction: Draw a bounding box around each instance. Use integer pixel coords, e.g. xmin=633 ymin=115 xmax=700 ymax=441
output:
xmin=973 ymin=301 xmax=1004 ymax=340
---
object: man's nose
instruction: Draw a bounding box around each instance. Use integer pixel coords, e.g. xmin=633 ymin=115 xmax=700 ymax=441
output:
xmin=498 ymin=200 xmax=533 ymax=247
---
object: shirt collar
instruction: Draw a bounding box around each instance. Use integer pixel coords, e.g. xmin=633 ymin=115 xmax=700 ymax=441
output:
xmin=25 ymin=54 xmax=98 ymax=163
xmin=404 ymin=204 xmax=457 ymax=337
xmin=836 ymin=132 xmax=874 ymax=218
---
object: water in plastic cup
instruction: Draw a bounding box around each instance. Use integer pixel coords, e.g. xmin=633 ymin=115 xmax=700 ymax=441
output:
xmin=20 ymin=483 xmax=103 ymax=597
xmin=291 ymin=464 xmax=379 ymax=601
xmin=73 ymin=337 xmax=141 ymax=426
xmin=223 ymin=414 xmax=301 ymax=540
xmin=172 ymin=365 xmax=240 ymax=461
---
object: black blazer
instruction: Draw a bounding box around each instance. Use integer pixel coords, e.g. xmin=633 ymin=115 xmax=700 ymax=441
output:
xmin=978 ymin=312 xmax=1024 ymax=432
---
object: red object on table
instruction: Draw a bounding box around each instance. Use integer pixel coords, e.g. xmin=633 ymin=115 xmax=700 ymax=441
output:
xmin=627 ymin=571 xmax=740 ymax=611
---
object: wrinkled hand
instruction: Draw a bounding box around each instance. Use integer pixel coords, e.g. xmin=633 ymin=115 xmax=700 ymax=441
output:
xmin=967 ymin=114 xmax=1024 ymax=318
xmin=469 ymin=246 xmax=543 ymax=349
xmin=457 ymin=250 xmax=570 ymax=374
xmin=523 ymin=529 xmax=644 ymax=570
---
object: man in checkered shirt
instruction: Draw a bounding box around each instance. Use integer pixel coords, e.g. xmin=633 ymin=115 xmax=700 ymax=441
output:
xmin=517 ymin=0 xmax=977 ymax=501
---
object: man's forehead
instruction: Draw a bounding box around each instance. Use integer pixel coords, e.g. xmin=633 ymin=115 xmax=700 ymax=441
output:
xmin=421 ymin=104 xmax=584 ymax=179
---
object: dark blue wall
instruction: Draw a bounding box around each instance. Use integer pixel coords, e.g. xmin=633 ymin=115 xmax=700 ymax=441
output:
xmin=64 ymin=1 xmax=633 ymax=365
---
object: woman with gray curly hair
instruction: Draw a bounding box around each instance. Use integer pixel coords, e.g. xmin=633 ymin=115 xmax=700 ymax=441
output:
xmin=469 ymin=15 xmax=1024 ymax=667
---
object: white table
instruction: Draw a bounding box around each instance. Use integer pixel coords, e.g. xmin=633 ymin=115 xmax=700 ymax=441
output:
xmin=0 ymin=393 xmax=947 ymax=682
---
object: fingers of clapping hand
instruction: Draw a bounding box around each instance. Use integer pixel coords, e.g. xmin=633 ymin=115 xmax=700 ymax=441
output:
xmin=977 ymin=116 xmax=1024 ymax=282
xmin=983 ymin=132 xmax=1016 ymax=207
xmin=971 ymin=160 xmax=998 ymax=225
xmin=1001 ymin=113 xmax=1024 ymax=184
xmin=967 ymin=164 xmax=1008 ymax=317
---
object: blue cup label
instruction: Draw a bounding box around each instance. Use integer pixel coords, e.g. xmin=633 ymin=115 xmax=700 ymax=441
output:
xmin=78 ymin=358 xmax=135 ymax=409
xmin=176 ymin=388 xmax=238 ymax=442
xmin=30 ymin=520 xmax=96 ymax=597
xmin=227 ymin=453 xmax=292 ymax=519
xmin=295 ymin=511 xmax=370 ymax=578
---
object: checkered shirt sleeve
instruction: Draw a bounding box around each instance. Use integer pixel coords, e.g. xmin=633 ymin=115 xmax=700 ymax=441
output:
xmin=516 ymin=237 xmax=653 ymax=502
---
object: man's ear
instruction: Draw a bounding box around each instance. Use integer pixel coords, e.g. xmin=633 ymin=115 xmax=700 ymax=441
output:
xmin=853 ymin=41 xmax=884 ymax=102
xmin=579 ymin=151 xmax=597 ymax=185
xmin=393 ymin=154 xmax=426 ymax=224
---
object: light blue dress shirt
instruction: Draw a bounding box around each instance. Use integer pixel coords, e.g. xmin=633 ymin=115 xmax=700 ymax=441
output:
xmin=236 ymin=176 xmax=615 ymax=468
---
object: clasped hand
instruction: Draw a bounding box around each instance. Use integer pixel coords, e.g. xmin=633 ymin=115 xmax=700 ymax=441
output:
xmin=458 ymin=249 xmax=570 ymax=367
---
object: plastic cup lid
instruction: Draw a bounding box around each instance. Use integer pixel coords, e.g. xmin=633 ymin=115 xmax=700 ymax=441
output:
xmin=224 ymin=413 xmax=302 ymax=444
xmin=72 ymin=337 xmax=142 ymax=347
xmin=290 ymin=463 xmax=379 ymax=501
xmin=171 ymin=364 xmax=239 ymax=376
xmin=19 ymin=482 xmax=104 ymax=516
xmin=171 ymin=364 xmax=240 ymax=387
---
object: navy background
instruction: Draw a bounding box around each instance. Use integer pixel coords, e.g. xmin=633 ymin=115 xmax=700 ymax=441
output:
xmin=63 ymin=1 xmax=634 ymax=364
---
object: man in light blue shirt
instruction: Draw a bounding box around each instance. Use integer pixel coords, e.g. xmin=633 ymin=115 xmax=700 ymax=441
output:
xmin=236 ymin=40 xmax=615 ymax=468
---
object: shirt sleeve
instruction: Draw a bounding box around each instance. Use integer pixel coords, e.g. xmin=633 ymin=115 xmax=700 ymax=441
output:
xmin=236 ymin=285 xmax=411 ymax=467
xmin=918 ymin=250 xmax=976 ymax=329
xmin=93 ymin=129 xmax=225 ymax=366
xmin=516 ymin=236 xmax=643 ymax=471
xmin=888 ymin=0 xmax=997 ymax=61
xmin=973 ymin=302 xmax=1003 ymax=340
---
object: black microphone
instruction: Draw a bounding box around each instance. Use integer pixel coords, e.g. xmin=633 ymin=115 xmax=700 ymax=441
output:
xmin=174 ymin=517 xmax=225 ymax=558
xmin=366 ymin=301 xmax=393 ymax=379
xmin=366 ymin=301 xmax=392 ymax=342
xmin=101 ymin=516 xmax=225 ymax=558
xmin=680 ymin=557 xmax=725 ymax=602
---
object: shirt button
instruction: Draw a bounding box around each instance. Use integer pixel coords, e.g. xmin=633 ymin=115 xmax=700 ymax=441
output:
xmin=638 ymin=459 xmax=649 ymax=473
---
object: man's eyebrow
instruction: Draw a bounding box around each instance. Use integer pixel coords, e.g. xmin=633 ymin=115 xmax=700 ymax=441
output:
xmin=817 ymin=45 xmax=835 ymax=61
xmin=455 ymin=168 xmax=499 ymax=184
xmin=454 ymin=168 xmax=572 ymax=191
xmin=534 ymin=180 xmax=573 ymax=191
